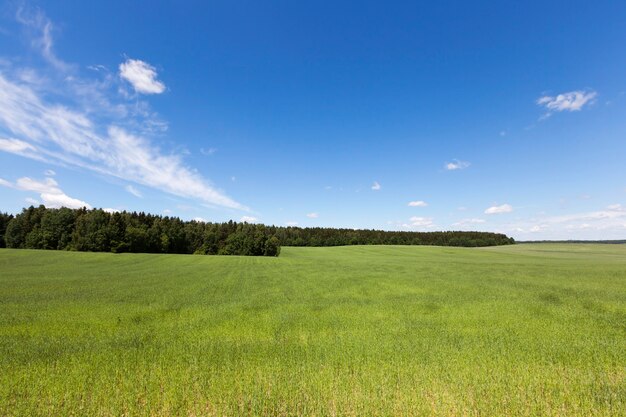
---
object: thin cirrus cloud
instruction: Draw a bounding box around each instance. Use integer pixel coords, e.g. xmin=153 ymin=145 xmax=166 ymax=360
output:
xmin=408 ymin=200 xmax=428 ymax=207
xmin=0 ymin=9 xmax=245 ymax=212
xmin=371 ymin=181 xmax=381 ymax=191
xmin=537 ymin=90 xmax=597 ymax=118
xmin=0 ymin=176 xmax=92 ymax=209
xmin=307 ymin=212 xmax=319 ymax=219
xmin=445 ymin=159 xmax=470 ymax=171
xmin=200 ymin=147 xmax=217 ymax=156
xmin=15 ymin=7 xmax=72 ymax=71
xmin=119 ymin=59 xmax=166 ymax=95
xmin=484 ymin=204 xmax=513 ymax=214
xmin=0 ymin=138 xmax=37 ymax=154
xmin=125 ymin=184 xmax=142 ymax=198
xmin=453 ymin=218 xmax=486 ymax=226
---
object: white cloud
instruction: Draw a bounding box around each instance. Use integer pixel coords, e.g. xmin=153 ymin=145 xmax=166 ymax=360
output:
xmin=103 ymin=208 xmax=120 ymax=213
xmin=484 ymin=204 xmax=513 ymax=214
xmin=193 ymin=217 xmax=207 ymax=223
xmin=125 ymin=184 xmax=142 ymax=198
xmin=401 ymin=216 xmax=434 ymax=230
xmin=445 ymin=159 xmax=470 ymax=171
xmin=453 ymin=218 xmax=486 ymax=226
xmin=285 ymin=221 xmax=298 ymax=227
xmin=0 ymin=176 xmax=91 ymax=209
xmin=408 ymin=200 xmax=428 ymax=207
xmin=537 ymin=90 xmax=597 ymax=117
xmin=0 ymin=69 xmax=244 ymax=210
xmin=371 ymin=181 xmax=381 ymax=191
xmin=119 ymin=59 xmax=165 ymax=95
xmin=240 ymin=215 xmax=258 ymax=223
xmin=25 ymin=197 xmax=39 ymax=205
xmin=501 ymin=205 xmax=626 ymax=240
xmin=163 ymin=209 xmax=172 ymax=215
xmin=307 ymin=212 xmax=319 ymax=219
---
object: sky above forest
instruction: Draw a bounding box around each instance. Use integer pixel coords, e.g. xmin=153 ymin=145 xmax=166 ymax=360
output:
xmin=1 ymin=0 xmax=625 ymax=240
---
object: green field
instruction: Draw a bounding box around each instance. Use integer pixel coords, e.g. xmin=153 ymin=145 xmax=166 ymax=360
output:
xmin=1 ymin=244 xmax=625 ymax=416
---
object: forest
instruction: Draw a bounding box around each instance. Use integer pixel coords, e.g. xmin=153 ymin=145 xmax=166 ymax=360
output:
xmin=0 ymin=206 xmax=514 ymax=256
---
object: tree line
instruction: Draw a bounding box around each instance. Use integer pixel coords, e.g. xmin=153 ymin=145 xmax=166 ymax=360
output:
xmin=0 ymin=207 xmax=279 ymax=256
xmin=0 ymin=206 xmax=514 ymax=256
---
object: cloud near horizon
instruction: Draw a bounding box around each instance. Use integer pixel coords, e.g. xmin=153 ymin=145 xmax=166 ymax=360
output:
xmin=499 ymin=204 xmax=626 ymax=240
xmin=401 ymin=216 xmax=434 ymax=230
xmin=0 ymin=176 xmax=92 ymax=209
xmin=453 ymin=218 xmax=486 ymax=226
xmin=240 ymin=215 xmax=258 ymax=223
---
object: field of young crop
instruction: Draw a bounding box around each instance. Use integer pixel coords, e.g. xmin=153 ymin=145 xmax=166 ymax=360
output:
xmin=1 ymin=244 xmax=624 ymax=416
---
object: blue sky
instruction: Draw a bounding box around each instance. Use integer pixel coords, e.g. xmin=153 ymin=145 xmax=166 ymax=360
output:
xmin=1 ymin=0 xmax=625 ymax=240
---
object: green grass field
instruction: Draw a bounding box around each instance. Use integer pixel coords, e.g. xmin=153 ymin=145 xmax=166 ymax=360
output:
xmin=1 ymin=244 xmax=625 ymax=416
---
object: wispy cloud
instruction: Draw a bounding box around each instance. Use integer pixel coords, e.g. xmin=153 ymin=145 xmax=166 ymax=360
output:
xmin=0 ymin=138 xmax=38 ymax=154
xmin=408 ymin=200 xmax=428 ymax=207
xmin=15 ymin=6 xmax=71 ymax=71
xmin=537 ymin=90 xmax=597 ymax=118
xmin=371 ymin=181 xmax=381 ymax=191
xmin=119 ymin=59 xmax=165 ymax=95
xmin=307 ymin=212 xmax=319 ymax=219
xmin=484 ymin=204 xmax=513 ymax=214
xmin=0 ymin=9 xmax=245 ymax=211
xmin=125 ymin=184 xmax=142 ymax=198
xmin=0 ymin=176 xmax=91 ymax=209
xmin=200 ymin=147 xmax=217 ymax=156
xmin=445 ymin=159 xmax=470 ymax=171
xmin=502 ymin=204 xmax=626 ymax=239
xmin=452 ymin=218 xmax=486 ymax=226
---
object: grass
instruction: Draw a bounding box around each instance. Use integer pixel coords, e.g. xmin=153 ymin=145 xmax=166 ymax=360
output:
xmin=0 ymin=244 xmax=625 ymax=416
